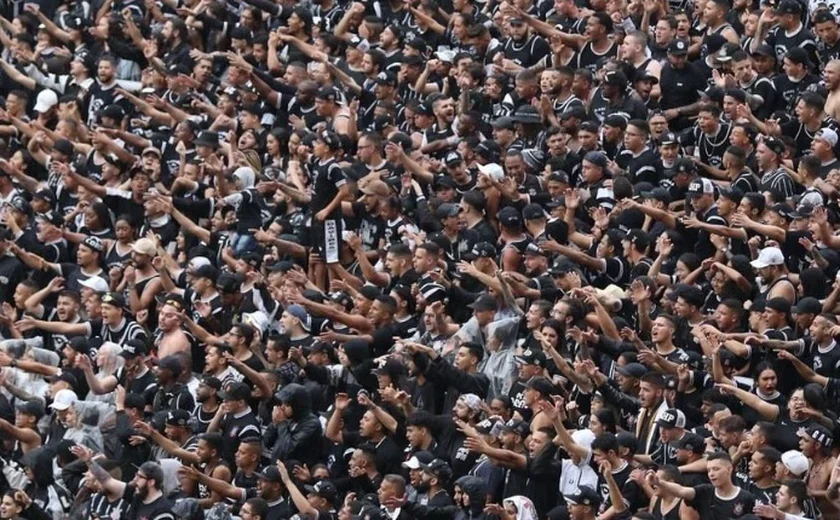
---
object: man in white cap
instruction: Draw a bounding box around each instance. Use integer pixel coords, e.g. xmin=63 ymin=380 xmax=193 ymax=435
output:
xmin=811 ymin=128 xmax=840 ymax=177
xmin=750 ymin=246 xmax=796 ymax=303
xmin=125 ymin=237 xmax=162 ymax=313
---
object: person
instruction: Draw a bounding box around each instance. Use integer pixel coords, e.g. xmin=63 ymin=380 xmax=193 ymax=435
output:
xmin=649 ymin=452 xmax=756 ymax=520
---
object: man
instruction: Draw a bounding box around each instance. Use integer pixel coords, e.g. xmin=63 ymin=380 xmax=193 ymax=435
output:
xmin=824 ymin=59 xmax=840 ymax=119
xmin=651 ymin=451 xmax=757 ymax=520
xmin=210 ymin=381 xmax=261 ymax=466
xmin=774 ymin=48 xmax=820 ymax=113
xmin=621 ymin=31 xmax=662 ymax=96
xmin=798 ymin=425 xmax=836 ymax=517
xmin=267 ymin=383 xmax=322 ymax=468
xmin=502 ymin=17 xmax=550 ymax=70
xmin=325 ymin=391 xmax=403 ymax=475
xmin=754 ymin=479 xmax=810 ymax=520
xmin=746 ymin=447 xmax=781 ymax=505
xmin=659 ymin=39 xmax=705 ymax=131
xmin=751 ymin=247 xmax=796 ymax=303
xmin=755 ymin=0 xmax=817 ymax=67
xmin=150 ymin=356 xmax=194 ymax=414
xmin=74 ymin=446 xmax=174 ymax=520
xmin=417 ymin=459 xmax=453 ymax=507
xmin=588 ymin=70 xmax=647 ymax=124
xmin=17 ymin=291 xmax=147 ymax=345
xmin=615 ymin=119 xmax=659 ymax=185
xmin=510 ymin=348 xmax=547 ymax=419
xmin=755 ymin=138 xmax=796 ymax=199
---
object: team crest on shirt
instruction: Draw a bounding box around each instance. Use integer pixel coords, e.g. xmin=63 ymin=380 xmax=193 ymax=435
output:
xmin=733 ymin=503 xmax=744 ymax=516
xmin=230 ymin=426 xmax=239 ymax=437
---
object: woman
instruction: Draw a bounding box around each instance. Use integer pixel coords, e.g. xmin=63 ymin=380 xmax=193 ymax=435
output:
xmin=486 ymin=496 xmax=538 ymax=520
xmin=86 ymin=342 xmax=124 ymax=403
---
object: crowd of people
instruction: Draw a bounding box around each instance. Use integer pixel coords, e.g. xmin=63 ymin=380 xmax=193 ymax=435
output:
xmin=4 ymin=0 xmax=840 ymax=517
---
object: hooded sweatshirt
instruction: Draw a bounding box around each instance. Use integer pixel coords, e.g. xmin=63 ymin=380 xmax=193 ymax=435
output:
xmin=22 ymin=447 xmax=72 ymax=520
xmin=267 ymin=383 xmax=323 ymax=467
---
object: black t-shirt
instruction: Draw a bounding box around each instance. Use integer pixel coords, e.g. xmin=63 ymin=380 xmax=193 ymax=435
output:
xmin=344 ymin=431 xmax=404 ymax=475
xmin=126 ymin=489 xmax=175 ymax=520
xmin=311 ymin=158 xmax=347 ymax=216
xmin=687 ymin=484 xmax=756 ymax=520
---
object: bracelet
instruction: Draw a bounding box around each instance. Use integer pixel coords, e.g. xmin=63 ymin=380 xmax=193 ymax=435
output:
xmin=10 ymin=359 xmax=17 ymax=368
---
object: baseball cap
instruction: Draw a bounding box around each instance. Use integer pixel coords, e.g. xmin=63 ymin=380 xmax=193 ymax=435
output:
xmin=616 ymin=362 xmax=648 ymax=379
xmin=781 ymin=450 xmax=810 ymax=476
xmin=497 ymin=206 xmax=522 ymax=228
xmin=193 ymin=264 xmax=218 ymax=282
xmin=419 ymin=458 xmax=452 ymax=483
xmin=68 ymin=336 xmax=90 ymax=355
xmin=500 ymin=419 xmax=530 ymax=438
xmin=523 ymin=242 xmax=548 ymax=257
xmin=656 ymin=409 xmax=687 ymax=428
xmin=491 ymin=117 xmax=516 ymax=130
xmin=687 ymin=178 xmax=715 ymax=197
xmin=565 ymin=485 xmax=601 ymax=507
xmin=750 ymin=247 xmax=785 ymax=269
xmin=522 ymin=203 xmax=547 ymax=221
xmin=815 ymin=128 xmax=839 ymax=147
xmin=16 ymin=400 xmax=45 ymax=419
xmin=359 ymin=179 xmax=391 ymax=197
xmin=285 ymin=304 xmax=312 ymax=331
xmin=100 ymin=291 xmax=125 ymax=308
xmin=120 ymin=339 xmax=148 ymax=359
xmin=218 ymin=381 xmax=250 ymax=401
xmin=9 ymin=196 xmax=31 ymax=216
xmin=200 ymin=376 xmax=222 ymax=391
xmin=255 ymin=466 xmax=283 ymax=482
xmin=33 ymin=188 xmax=56 ymax=205
xmin=751 ymin=44 xmax=776 ymax=57
xmin=34 ymin=89 xmax=59 ymax=113
xmin=304 ymin=480 xmax=338 ymax=503
xmin=603 ymin=70 xmax=628 ymax=88
xmin=444 ymin=151 xmax=463 ymax=167
xmin=799 ymin=424 xmax=833 ymax=448
xmin=469 ymin=294 xmax=498 ymax=312
xmin=792 ymin=296 xmax=822 ymax=315
xmin=402 ymin=450 xmax=434 ymax=470
xmin=50 ymin=388 xmax=78 ymax=410
xmin=515 ymin=348 xmax=547 ymax=367
xmin=131 ymin=238 xmax=157 ymax=256
xmin=660 ymin=132 xmax=679 ymax=146
xmin=457 ymin=393 xmax=483 ymax=413
xmin=165 ymin=409 xmax=192 ymax=427
xmin=676 ymin=432 xmax=705 ymax=454
xmin=466 ymin=242 xmax=497 ymax=261
xmin=640 ymin=187 xmax=671 ymax=204
xmin=82 ymin=236 xmax=105 ymax=253
xmin=668 ymin=38 xmax=689 ymax=55
xmin=436 ymin=203 xmax=460 ymax=219
xmin=776 ymin=0 xmax=802 ymax=14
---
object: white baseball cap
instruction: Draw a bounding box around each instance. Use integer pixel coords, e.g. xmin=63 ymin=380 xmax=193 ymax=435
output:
xmin=781 ymin=450 xmax=809 ymax=476
xmin=33 ymin=89 xmax=58 ymax=113
xmin=815 ymin=128 xmax=839 ymax=148
xmin=571 ymin=428 xmax=596 ymax=449
xmin=750 ymin=247 xmax=785 ymax=269
xmin=78 ymin=276 xmax=109 ymax=293
xmin=50 ymin=388 xmax=78 ymax=410
xmin=477 ymin=163 xmax=505 ymax=181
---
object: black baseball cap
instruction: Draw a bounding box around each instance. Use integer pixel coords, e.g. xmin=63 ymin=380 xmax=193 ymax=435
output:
xmin=514 ymin=348 xmax=547 ymax=367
